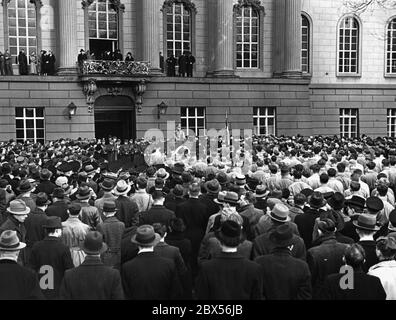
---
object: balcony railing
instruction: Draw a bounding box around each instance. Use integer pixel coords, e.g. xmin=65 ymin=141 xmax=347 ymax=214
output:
xmin=81 ymin=60 xmax=150 ymax=76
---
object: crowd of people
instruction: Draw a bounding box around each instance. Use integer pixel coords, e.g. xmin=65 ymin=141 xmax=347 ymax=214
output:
xmin=2 ymin=134 xmax=396 ymax=300
xmin=0 ymin=49 xmax=56 ymax=76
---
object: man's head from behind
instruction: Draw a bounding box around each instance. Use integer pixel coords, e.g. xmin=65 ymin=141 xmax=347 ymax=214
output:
xmin=343 ymin=243 xmax=366 ymax=270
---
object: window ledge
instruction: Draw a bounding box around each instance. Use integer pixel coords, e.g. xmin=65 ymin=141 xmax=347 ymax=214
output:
xmin=336 ymin=73 xmax=361 ymax=78
xmin=384 ymin=74 xmax=396 ymax=78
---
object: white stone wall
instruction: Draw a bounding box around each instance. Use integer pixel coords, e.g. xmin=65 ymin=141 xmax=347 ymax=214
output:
xmin=303 ymin=0 xmax=396 ymax=84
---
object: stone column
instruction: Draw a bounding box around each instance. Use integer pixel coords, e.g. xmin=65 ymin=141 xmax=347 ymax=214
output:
xmin=213 ymin=0 xmax=235 ymax=77
xmin=283 ymin=0 xmax=302 ymax=78
xmin=58 ymin=0 xmax=78 ymax=74
xmin=140 ymin=0 xmax=161 ymax=73
xmin=273 ymin=0 xmax=285 ymax=77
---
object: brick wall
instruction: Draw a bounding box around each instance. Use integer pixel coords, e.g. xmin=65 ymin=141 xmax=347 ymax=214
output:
xmin=310 ymin=84 xmax=396 ymax=137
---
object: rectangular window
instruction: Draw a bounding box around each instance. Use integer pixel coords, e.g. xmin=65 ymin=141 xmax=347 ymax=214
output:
xmin=338 ymin=17 xmax=359 ymax=75
xmin=301 ymin=15 xmax=310 ymax=73
xmin=180 ymin=107 xmax=206 ymax=137
xmin=8 ymin=0 xmax=37 ymax=59
xmin=253 ymin=107 xmax=276 ymax=136
xmin=15 ymin=107 xmax=45 ymax=144
xmin=340 ymin=108 xmax=359 ymax=138
xmin=388 ymin=109 xmax=396 ymax=137
xmin=236 ymin=7 xmax=259 ymax=69
xmin=88 ymin=0 xmax=118 ymax=40
xmin=386 ymin=19 xmax=396 ymax=75
xmin=166 ymin=3 xmax=191 ymax=59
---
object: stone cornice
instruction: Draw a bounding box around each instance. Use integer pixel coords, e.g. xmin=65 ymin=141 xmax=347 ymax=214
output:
xmin=81 ymin=0 xmax=125 ymax=13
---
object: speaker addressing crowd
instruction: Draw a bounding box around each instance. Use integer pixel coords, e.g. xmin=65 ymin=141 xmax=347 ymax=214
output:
xmin=0 ymin=133 xmax=396 ymax=299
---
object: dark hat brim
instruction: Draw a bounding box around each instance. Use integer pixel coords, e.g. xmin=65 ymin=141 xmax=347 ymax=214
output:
xmin=352 ymin=220 xmax=380 ymax=231
xmin=131 ymin=233 xmax=161 ymax=247
xmin=269 ymin=232 xmax=294 ymax=248
xmin=81 ymin=242 xmax=108 ymax=255
xmin=215 ymin=230 xmax=241 ymax=247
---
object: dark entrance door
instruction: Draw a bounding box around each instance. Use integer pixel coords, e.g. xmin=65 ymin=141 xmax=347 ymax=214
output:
xmin=94 ymin=95 xmax=136 ymax=142
xmin=89 ymin=39 xmax=117 ymax=59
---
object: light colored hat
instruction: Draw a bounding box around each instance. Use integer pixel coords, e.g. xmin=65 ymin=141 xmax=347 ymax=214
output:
xmin=269 ymin=203 xmax=291 ymax=223
xmin=113 ymin=180 xmax=131 ymax=196
xmin=0 ymin=230 xmax=26 ymax=251
xmin=7 ymin=199 xmax=30 ymax=215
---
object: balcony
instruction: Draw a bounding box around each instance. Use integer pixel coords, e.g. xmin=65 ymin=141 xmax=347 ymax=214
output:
xmin=81 ymin=60 xmax=151 ymax=76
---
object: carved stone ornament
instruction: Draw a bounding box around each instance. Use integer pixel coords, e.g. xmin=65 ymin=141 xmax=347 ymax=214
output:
xmin=2 ymin=0 xmax=42 ymax=7
xmin=161 ymin=0 xmax=197 ymax=13
xmin=233 ymin=0 xmax=264 ymax=13
xmin=82 ymin=0 xmax=125 ymax=12
xmin=107 ymin=86 xmax=123 ymax=96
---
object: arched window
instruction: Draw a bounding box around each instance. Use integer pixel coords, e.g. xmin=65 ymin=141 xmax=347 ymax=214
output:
xmin=88 ymin=0 xmax=119 ymax=59
xmin=235 ymin=6 xmax=259 ymax=69
xmin=6 ymin=0 xmax=38 ymax=59
xmin=386 ymin=17 xmax=396 ymax=75
xmin=338 ymin=16 xmax=360 ymax=75
xmin=164 ymin=2 xmax=192 ymax=59
xmin=301 ymin=14 xmax=311 ymax=74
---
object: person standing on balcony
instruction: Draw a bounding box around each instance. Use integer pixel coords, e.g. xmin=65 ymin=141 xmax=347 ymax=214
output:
xmin=17 ymin=50 xmax=28 ymax=75
xmin=166 ymin=54 xmax=177 ymax=77
xmin=186 ymin=51 xmax=195 ymax=77
xmin=4 ymin=49 xmax=13 ymax=75
xmin=0 ymin=51 xmax=5 ymax=76
xmin=178 ymin=51 xmax=187 ymax=77
xmin=47 ymin=50 xmax=56 ymax=75
xmin=160 ymin=52 xmax=164 ymax=73
xmin=29 ymin=52 xmax=38 ymax=75
xmin=78 ymin=49 xmax=87 ymax=72
xmin=125 ymin=52 xmax=134 ymax=62
xmin=38 ymin=50 xmax=45 ymax=76
xmin=114 ymin=49 xmax=123 ymax=61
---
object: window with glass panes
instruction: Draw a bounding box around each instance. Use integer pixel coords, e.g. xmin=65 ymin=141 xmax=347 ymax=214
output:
xmin=386 ymin=18 xmax=396 ymax=75
xmin=338 ymin=17 xmax=359 ymax=74
xmin=8 ymin=0 xmax=37 ymax=59
xmin=236 ymin=6 xmax=259 ymax=69
xmin=88 ymin=0 xmax=118 ymax=41
xmin=302 ymin=15 xmax=310 ymax=73
xmin=253 ymin=107 xmax=276 ymax=136
xmin=166 ymin=3 xmax=191 ymax=59
xmin=15 ymin=107 xmax=45 ymax=144
xmin=387 ymin=109 xmax=396 ymax=137
xmin=180 ymin=107 xmax=206 ymax=137
xmin=340 ymin=109 xmax=359 ymax=138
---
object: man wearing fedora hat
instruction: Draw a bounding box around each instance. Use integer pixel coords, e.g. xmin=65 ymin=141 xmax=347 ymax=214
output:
xmin=295 ymin=191 xmax=328 ymax=248
xmin=35 ymin=168 xmax=56 ymax=197
xmin=318 ymin=243 xmax=386 ymax=300
xmin=0 ymin=199 xmax=30 ymax=265
xmin=252 ymin=203 xmax=306 ymax=260
xmin=307 ymin=218 xmax=349 ymax=298
xmin=61 ymin=203 xmax=91 ymax=267
xmin=16 ymin=179 xmax=37 ymax=212
xmin=74 ymin=185 xmax=102 ymax=230
xmin=196 ymin=220 xmax=263 ymax=300
xmin=238 ymin=191 xmax=264 ymax=241
xmin=353 ymin=214 xmax=380 ymax=272
xmin=60 ymin=231 xmax=124 ymax=300
xmin=164 ymin=184 xmax=186 ymax=212
xmin=95 ymin=179 xmax=117 ymax=221
xmin=198 ymin=179 xmax=221 ymax=218
xmin=97 ymin=200 xmax=125 ymax=269
xmin=253 ymin=185 xmax=268 ymax=211
xmin=24 ymin=193 xmax=51 ymax=261
xmin=29 ymin=216 xmax=73 ymax=300
xmin=0 ymin=230 xmax=44 ymax=299
xmin=46 ymin=188 xmax=70 ymax=222
xmin=113 ymin=180 xmax=139 ymax=229
xmin=121 ymin=225 xmax=182 ymax=300
xmin=255 ymin=224 xmax=312 ymax=300
xmin=175 ymin=183 xmax=208 ymax=278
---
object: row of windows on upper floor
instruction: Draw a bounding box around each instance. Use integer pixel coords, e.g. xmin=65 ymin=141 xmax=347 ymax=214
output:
xmin=5 ymin=0 xmax=396 ymax=76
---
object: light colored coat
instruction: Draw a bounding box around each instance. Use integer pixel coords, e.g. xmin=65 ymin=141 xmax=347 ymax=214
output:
xmin=368 ymin=260 xmax=396 ymax=300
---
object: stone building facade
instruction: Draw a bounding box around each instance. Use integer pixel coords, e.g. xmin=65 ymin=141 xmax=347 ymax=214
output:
xmin=0 ymin=0 xmax=394 ymax=142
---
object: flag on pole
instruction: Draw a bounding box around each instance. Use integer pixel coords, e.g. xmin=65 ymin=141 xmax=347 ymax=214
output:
xmin=225 ymin=110 xmax=230 ymax=146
